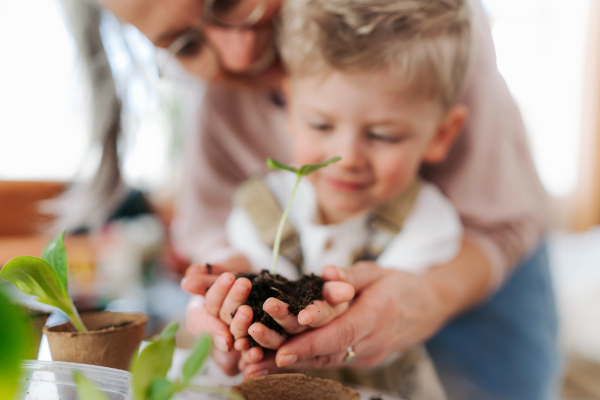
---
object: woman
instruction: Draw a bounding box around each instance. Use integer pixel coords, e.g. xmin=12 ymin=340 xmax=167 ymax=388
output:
xmin=82 ymin=0 xmax=560 ymax=398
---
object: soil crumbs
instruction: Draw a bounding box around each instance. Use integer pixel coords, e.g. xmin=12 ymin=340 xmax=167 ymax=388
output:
xmin=235 ymin=270 xmax=324 ymax=347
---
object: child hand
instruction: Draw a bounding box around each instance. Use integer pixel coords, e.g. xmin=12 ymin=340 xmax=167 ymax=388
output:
xmin=231 ymin=277 xmax=355 ymax=350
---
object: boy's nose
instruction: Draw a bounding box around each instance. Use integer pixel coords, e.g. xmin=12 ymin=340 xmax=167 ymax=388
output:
xmin=337 ymin=138 xmax=367 ymax=170
xmin=206 ymin=28 xmax=260 ymax=73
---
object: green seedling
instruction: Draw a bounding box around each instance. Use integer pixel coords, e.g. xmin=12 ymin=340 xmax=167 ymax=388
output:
xmin=75 ymin=322 xmax=243 ymax=400
xmin=266 ymin=156 xmax=341 ymax=275
xmin=0 ymin=230 xmax=87 ymax=332
xmin=0 ymin=286 xmax=34 ymax=400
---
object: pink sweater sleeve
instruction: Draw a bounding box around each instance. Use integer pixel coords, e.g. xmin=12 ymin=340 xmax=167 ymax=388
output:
xmin=422 ymin=0 xmax=548 ymax=291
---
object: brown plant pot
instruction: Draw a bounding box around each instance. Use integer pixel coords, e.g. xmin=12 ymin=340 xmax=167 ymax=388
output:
xmin=232 ymin=373 xmax=359 ymax=400
xmin=43 ymin=311 xmax=148 ymax=370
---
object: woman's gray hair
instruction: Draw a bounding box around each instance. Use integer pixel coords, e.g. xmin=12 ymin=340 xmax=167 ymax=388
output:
xmin=279 ymin=0 xmax=473 ymax=107
xmin=47 ymin=0 xmax=126 ymax=231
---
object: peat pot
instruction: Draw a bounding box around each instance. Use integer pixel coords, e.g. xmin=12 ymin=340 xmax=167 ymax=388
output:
xmin=43 ymin=311 xmax=148 ymax=370
xmin=232 ymin=373 xmax=360 ymax=400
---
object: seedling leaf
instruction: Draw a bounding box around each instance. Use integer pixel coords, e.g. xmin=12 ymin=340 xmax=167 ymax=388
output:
xmin=268 ymin=156 xmax=341 ymax=274
xmin=181 ymin=334 xmax=211 ymax=385
xmin=1 ymin=257 xmax=65 ymax=307
xmin=298 ymin=156 xmax=341 ymax=176
xmin=266 ymin=157 xmax=298 ymax=174
xmin=41 ymin=230 xmax=68 ymax=296
xmin=149 ymin=378 xmax=176 ymax=400
xmin=132 ymin=323 xmax=178 ymax=400
xmin=0 ymin=255 xmax=87 ymax=332
xmin=73 ymin=371 xmax=111 ymax=400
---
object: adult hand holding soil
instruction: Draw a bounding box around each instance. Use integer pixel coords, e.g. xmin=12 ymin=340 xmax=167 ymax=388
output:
xmin=241 ymin=241 xmax=491 ymax=376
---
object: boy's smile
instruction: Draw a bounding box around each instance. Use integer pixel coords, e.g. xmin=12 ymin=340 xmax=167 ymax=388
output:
xmin=286 ymin=70 xmax=467 ymax=224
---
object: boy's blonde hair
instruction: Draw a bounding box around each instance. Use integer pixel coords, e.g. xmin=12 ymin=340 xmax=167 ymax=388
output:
xmin=279 ymin=0 xmax=473 ymax=108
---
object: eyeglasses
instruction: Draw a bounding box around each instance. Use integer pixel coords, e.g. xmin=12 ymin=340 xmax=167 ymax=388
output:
xmin=157 ymin=0 xmax=269 ymax=78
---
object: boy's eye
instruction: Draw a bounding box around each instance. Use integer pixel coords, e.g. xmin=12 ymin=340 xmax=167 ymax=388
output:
xmin=367 ymin=132 xmax=403 ymax=143
xmin=309 ymin=122 xmax=333 ymax=131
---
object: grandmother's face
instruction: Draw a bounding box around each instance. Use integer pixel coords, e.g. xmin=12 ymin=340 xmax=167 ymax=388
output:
xmin=101 ymin=0 xmax=284 ymax=89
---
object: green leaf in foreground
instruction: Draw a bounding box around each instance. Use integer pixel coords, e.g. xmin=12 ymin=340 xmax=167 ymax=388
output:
xmin=41 ymin=230 xmax=68 ymax=296
xmin=132 ymin=323 xmax=178 ymax=400
xmin=73 ymin=371 xmax=111 ymax=400
xmin=0 ymin=288 xmax=33 ymax=400
xmin=181 ymin=334 xmax=211 ymax=385
xmin=0 ymin=256 xmax=86 ymax=332
xmin=157 ymin=322 xmax=179 ymax=341
xmin=149 ymin=378 xmax=176 ymax=400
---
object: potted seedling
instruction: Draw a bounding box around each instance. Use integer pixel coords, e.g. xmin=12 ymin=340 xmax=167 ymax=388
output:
xmin=231 ymin=157 xmax=360 ymax=399
xmin=73 ymin=322 xmax=243 ymax=400
xmin=0 ymin=230 xmax=148 ymax=370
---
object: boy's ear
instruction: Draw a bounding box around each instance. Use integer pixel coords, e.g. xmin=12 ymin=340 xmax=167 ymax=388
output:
xmin=423 ymin=104 xmax=468 ymax=164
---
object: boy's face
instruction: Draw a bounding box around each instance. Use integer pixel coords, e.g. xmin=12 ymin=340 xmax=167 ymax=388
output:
xmin=286 ymin=71 xmax=466 ymax=224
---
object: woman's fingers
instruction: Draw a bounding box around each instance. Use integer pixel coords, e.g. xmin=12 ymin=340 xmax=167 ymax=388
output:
xmin=263 ymin=298 xmax=308 ymax=335
xmin=248 ymin=322 xmax=287 ymax=349
xmin=321 ymin=262 xmax=386 ymax=292
xmin=241 ymin=351 xmax=278 ymax=379
xmin=204 ymin=273 xmax=236 ymax=317
xmin=298 ymin=300 xmax=349 ymax=328
xmin=234 ymin=337 xmax=251 ymax=351
xmin=212 ymin=348 xmax=242 ymax=376
xmin=241 ymin=346 xmax=264 ymax=365
xmin=181 ymin=257 xmax=251 ymax=296
xmin=181 ymin=264 xmax=219 ymax=296
xmin=321 ymin=281 xmax=355 ymax=305
xmin=230 ymin=305 xmax=254 ymax=340
xmin=186 ymin=303 xmax=234 ymax=352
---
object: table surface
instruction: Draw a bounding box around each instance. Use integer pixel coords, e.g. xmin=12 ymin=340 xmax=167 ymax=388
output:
xmin=38 ymin=338 xmax=404 ymax=400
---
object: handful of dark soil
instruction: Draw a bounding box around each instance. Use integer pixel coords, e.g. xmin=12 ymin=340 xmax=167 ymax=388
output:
xmin=235 ymin=270 xmax=324 ymax=347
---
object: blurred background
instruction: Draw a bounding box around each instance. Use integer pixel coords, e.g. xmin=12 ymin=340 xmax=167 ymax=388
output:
xmin=1 ymin=0 xmax=600 ymax=398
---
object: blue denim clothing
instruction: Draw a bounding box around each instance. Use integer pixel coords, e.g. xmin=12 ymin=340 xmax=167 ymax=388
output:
xmin=426 ymin=241 xmax=561 ymax=400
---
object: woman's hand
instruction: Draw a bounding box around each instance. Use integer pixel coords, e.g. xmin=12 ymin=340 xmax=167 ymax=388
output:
xmin=183 ymin=254 xmax=253 ymax=376
xmin=181 ymin=253 xmax=252 ymax=296
xmin=240 ymin=240 xmax=491 ymax=377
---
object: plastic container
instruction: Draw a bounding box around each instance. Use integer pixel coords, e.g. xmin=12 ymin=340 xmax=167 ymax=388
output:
xmin=19 ymin=360 xmax=131 ymax=400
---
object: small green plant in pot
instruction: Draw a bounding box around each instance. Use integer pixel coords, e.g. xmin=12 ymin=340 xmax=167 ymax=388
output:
xmin=0 ymin=231 xmax=148 ymax=370
xmin=74 ymin=322 xmax=243 ymax=400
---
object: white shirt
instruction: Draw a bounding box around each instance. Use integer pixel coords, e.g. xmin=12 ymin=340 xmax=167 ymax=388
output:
xmin=226 ymin=172 xmax=463 ymax=280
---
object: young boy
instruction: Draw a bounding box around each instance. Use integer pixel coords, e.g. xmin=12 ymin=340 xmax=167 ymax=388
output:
xmin=223 ymin=0 xmax=472 ymax=396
